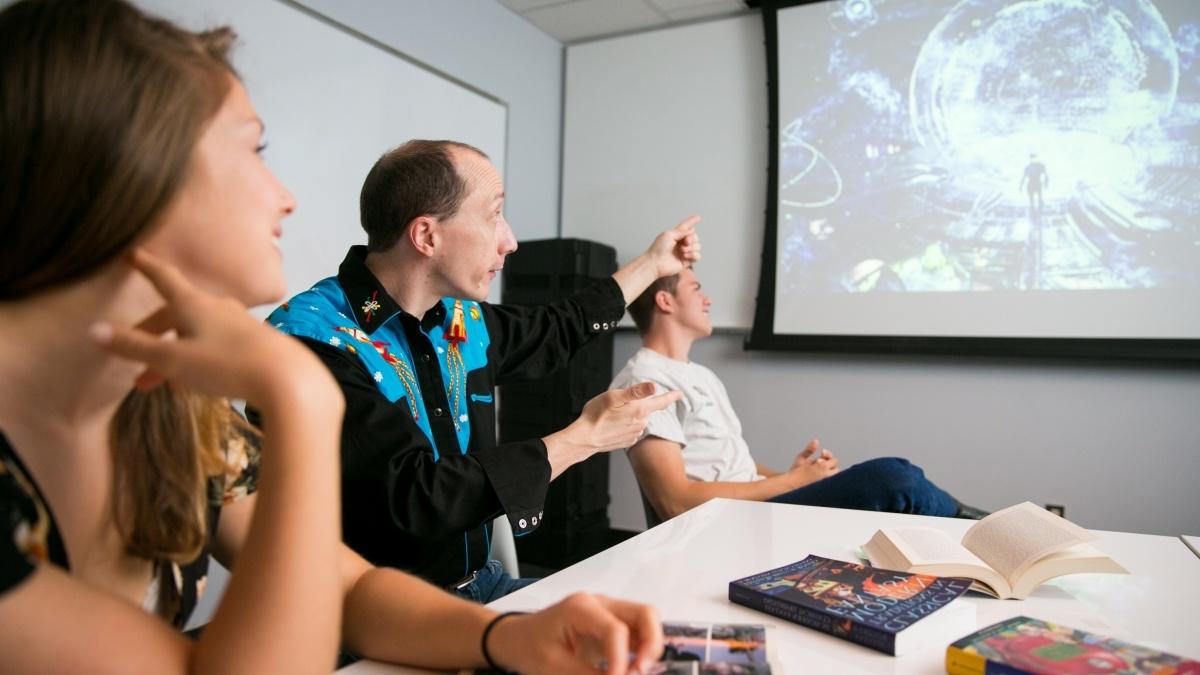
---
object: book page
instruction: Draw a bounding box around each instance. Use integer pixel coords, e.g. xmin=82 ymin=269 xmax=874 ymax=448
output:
xmin=872 ymin=527 xmax=1009 ymax=597
xmin=961 ymin=501 xmax=1096 ymax=584
xmin=884 ymin=527 xmax=990 ymax=568
xmin=1008 ymin=543 xmax=1128 ymax=599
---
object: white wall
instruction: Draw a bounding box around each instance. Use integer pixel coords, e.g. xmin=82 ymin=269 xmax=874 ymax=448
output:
xmin=140 ymin=0 xmax=508 ymax=311
xmin=571 ymin=17 xmax=1200 ymax=538
xmin=563 ymin=16 xmax=765 ymax=329
xmin=609 ymin=332 xmax=1200 ymax=537
xmin=295 ymin=0 xmax=565 ymax=241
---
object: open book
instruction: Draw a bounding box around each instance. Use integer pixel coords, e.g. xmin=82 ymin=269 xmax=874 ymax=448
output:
xmin=863 ymin=501 xmax=1128 ymax=599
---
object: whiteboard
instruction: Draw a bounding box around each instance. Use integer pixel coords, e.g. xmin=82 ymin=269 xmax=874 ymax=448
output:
xmin=136 ymin=0 xmax=508 ymax=306
xmin=563 ymin=16 xmax=766 ymax=329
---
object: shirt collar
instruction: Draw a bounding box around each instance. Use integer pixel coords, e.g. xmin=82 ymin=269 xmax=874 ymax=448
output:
xmin=337 ymin=246 xmax=448 ymax=335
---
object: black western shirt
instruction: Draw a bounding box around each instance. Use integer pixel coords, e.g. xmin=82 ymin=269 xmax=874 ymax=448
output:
xmin=266 ymin=246 xmax=625 ymax=587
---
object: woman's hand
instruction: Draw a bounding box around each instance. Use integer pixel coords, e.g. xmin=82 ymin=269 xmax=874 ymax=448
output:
xmin=89 ymin=248 xmax=336 ymax=408
xmin=489 ymin=593 xmax=663 ymax=675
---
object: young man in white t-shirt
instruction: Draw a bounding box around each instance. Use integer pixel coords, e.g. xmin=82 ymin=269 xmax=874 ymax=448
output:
xmin=611 ymin=267 xmax=985 ymax=524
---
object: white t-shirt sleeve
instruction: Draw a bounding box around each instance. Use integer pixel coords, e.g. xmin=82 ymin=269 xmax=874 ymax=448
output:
xmin=611 ymin=361 xmax=687 ymax=448
xmin=641 ymin=395 xmax=687 ymax=447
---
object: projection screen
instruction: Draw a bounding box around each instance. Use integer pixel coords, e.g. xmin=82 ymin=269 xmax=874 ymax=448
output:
xmin=749 ymin=0 xmax=1200 ymax=359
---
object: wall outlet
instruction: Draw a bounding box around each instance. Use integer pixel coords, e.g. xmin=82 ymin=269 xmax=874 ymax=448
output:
xmin=1045 ymin=504 xmax=1065 ymax=517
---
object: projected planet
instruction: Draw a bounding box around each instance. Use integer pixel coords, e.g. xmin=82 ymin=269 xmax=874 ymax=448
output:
xmin=909 ymin=0 xmax=1178 ymax=199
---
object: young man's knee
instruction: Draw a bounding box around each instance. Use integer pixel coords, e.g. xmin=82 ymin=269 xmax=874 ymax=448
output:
xmin=856 ymin=457 xmax=923 ymax=493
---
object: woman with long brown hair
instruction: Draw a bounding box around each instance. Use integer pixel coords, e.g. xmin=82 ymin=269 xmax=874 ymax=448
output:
xmin=0 ymin=1 xmax=662 ymax=672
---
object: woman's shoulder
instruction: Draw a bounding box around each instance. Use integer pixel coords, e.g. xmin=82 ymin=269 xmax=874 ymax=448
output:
xmin=208 ymin=416 xmax=262 ymax=507
xmin=0 ymin=438 xmax=55 ymax=598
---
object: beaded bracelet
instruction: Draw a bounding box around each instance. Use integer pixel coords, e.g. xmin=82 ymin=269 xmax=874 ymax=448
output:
xmin=481 ymin=611 xmax=525 ymax=673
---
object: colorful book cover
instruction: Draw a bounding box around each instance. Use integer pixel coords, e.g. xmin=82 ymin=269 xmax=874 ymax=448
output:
xmin=946 ymin=616 xmax=1200 ymax=675
xmin=729 ymin=554 xmax=973 ymax=656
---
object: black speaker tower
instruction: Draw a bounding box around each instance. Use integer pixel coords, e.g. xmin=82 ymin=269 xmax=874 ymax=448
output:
xmin=500 ymin=238 xmax=617 ymax=570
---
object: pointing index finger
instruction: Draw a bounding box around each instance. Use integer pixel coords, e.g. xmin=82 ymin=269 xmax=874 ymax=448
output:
xmin=670 ymin=215 xmax=701 ymax=238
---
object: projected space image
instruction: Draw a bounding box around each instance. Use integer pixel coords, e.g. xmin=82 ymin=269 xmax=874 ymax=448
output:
xmin=776 ymin=0 xmax=1200 ymax=294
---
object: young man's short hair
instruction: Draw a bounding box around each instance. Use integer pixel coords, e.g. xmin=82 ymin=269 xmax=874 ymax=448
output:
xmin=359 ymin=139 xmax=487 ymax=252
xmin=627 ymin=272 xmax=681 ymax=336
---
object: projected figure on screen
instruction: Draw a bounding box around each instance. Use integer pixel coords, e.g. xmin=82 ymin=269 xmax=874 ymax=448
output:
xmin=1020 ymin=154 xmax=1049 ymax=289
xmin=1019 ymin=154 xmax=1048 ymax=216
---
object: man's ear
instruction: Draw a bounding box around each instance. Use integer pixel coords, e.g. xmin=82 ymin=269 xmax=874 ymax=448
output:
xmin=654 ymin=289 xmax=676 ymax=315
xmin=407 ymin=216 xmax=438 ymax=258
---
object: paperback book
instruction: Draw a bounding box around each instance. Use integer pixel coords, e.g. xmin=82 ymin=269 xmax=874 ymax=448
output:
xmin=864 ymin=501 xmax=1128 ymax=599
xmin=728 ymin=554 xmax=974 ymax=656
xmin=946 ymin=615 xmax=1200 ymax=674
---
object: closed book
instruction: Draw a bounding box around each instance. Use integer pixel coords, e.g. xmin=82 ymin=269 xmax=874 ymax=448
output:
xmin=946 ymin=616 xmax=1200 ymax=675
xmin=728 ymin=554 xmax=974 ymax=656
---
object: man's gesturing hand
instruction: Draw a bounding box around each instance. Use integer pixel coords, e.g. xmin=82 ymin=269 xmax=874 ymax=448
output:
xmin=644 ymin=215 xmax=702 ymax=278
xmin=577 ymin=382 xmax=682 ymax=453
xmin=545 ymin=382 xmax=682 ymax=477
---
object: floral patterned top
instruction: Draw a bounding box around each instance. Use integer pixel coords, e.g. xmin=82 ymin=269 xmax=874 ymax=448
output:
xmin=0 ymin=423 xmax=260 ymax=628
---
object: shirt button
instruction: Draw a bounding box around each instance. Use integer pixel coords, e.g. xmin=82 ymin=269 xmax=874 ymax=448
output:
xmin=592 ymin=322 xmax=600 ymax=330
xmin=433 ymin=407 xmax=444 ymax=417
xmin=602 ymin=322 xmax=609 ymax=330
xmin=420 ymin=354 xmax=431 ymax=363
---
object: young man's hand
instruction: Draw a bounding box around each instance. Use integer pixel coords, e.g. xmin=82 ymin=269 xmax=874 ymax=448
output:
xmin=787 ymin=438 xmax=839 ymax=487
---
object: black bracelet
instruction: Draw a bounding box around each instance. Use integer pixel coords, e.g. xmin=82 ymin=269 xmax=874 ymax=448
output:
xmin=481 ymin=611 xmax=525 ymax=673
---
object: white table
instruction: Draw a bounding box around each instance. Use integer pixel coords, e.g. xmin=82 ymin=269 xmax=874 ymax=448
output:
xmin=1183 ymin=535 xmax=1200 ymax=560
xmin=342 ymin=498 xmax=1200 ymax=674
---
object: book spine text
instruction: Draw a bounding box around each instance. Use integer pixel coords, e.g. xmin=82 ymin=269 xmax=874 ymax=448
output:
xmin=728 ymin=583 xmax=897 ymax=655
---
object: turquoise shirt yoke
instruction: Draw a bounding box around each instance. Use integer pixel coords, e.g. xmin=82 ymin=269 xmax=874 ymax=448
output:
xmin=267 ymin=278 xmax=491 ymax=461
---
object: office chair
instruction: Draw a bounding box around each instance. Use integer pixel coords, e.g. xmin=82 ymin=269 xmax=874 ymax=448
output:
xmin=491 ymin=515 xmax=520 ymax=577
xmin=640 ymin=485 xmax=666 ymax=530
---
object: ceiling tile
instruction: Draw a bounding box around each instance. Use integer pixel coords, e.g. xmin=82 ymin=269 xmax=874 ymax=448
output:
xmin=498 ymin=0 xmax=571 ymax=12
xmin=524 ymin=0 xmax=669 ymax=43
xmin=658 ymin=0 xmax=747 ymax=21
xmin=649 ymin=0 xmax=731 ymax=12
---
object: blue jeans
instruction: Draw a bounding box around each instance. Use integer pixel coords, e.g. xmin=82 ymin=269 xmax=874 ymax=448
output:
xmin=766 ymin=457 xmax=957 ymax=517
xmin=451 ymin=559 xmax=539 ymax=604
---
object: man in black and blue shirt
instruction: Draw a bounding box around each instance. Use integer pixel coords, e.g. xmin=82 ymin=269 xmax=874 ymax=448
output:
xmin=268 ymin=139 xmax=700 ymax=601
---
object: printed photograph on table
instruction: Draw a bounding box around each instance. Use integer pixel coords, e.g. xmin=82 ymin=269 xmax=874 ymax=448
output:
xmin=659 ymin=622 xmax=770 ymax=674
xmin=647 ymin=663 xmax=698 ymax=675
xmin=650 ymin=662 xmax=771 ymax=675
xmin=663 ymin=623 xmax=711 ymax=661
xmin=708 ymin=624 xmax=768 ymax=667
